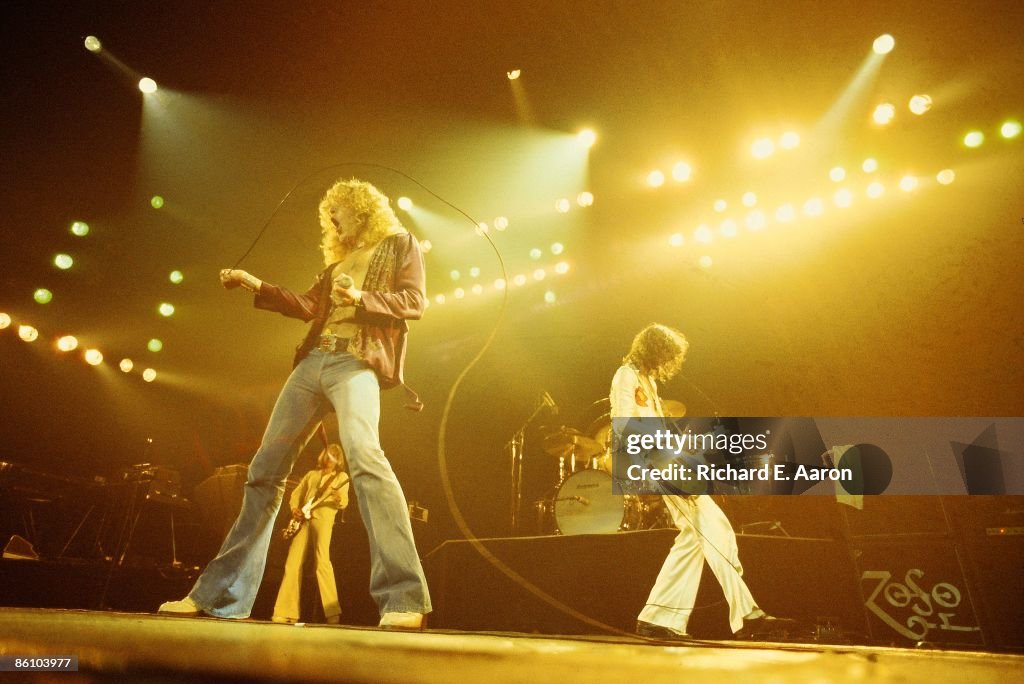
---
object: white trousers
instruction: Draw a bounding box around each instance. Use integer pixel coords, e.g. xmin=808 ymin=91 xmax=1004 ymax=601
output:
xmin=638 ymin=495 xmax=761 ymax=634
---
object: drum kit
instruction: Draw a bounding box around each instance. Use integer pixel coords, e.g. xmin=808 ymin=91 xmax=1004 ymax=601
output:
xmin=527 ymin=399 xmax=686 ymax=536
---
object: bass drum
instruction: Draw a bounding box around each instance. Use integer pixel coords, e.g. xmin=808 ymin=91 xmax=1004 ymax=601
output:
xmin=553 ymin=469 xmax=623 ymax=535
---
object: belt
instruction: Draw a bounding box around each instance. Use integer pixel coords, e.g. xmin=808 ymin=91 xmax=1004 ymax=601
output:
xmin=317 ymin=334 xmax=350 ymax=353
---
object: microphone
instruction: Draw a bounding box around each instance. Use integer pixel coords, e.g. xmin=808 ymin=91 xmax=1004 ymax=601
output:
xmin=331 ymin=273 xmax=355 ymax=306
xmin=541 ymin=391 xmax=559 ymax=415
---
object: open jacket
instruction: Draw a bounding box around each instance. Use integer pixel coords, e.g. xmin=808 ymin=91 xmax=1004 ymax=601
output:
xmin=253 ymin=232 xmax=425 ymax=391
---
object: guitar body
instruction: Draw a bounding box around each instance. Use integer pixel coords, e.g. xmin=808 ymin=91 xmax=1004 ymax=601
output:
xmin=280 ymin=472 xmax=347 ymax=541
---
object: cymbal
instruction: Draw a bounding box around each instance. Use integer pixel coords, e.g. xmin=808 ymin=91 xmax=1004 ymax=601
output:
xmin=541 ymin=426 xmax=605 ymax=460
xmin=662 ymin=400 xmax=687 ymax=417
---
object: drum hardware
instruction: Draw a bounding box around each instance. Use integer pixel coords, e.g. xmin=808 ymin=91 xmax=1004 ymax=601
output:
xmin=508 ymin=391 xmax=559 ymax=535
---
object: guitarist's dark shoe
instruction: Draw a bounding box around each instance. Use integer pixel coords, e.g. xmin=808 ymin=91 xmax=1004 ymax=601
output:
xmin=736 ymin=614 xmax=797 ymax=639
xmin=635 ymin=620 xmax=692 ymax=641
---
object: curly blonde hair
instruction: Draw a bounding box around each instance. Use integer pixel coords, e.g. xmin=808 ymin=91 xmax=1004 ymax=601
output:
xmin=625 ymin=323 xmax=689 ymax=382
xmin=318 ymin=178 xmax=403 ymax=265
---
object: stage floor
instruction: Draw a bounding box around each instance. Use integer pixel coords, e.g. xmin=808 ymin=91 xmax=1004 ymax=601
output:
xmin=0 ymin=608 xmax=1020 ymax=682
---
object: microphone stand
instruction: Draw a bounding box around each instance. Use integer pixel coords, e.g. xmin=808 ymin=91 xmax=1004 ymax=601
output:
xmin=508 ymin=396 xmax=553 ymax=536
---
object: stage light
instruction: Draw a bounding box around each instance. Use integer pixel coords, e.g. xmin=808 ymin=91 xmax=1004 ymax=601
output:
xmin=741 ymin=192 xmax=757 ymax=207
xmin=751 ymin=138 xmax=775 ymax=159
xmin=873 ymin=34 xmax=895 ymax=55
xmin=18 ymin=325 xmax=38 ymax=342
xmin=720 ymin=219 xmax=738 ymax=237
xmin=453 ymin=287 xmax=465 ymax=299
xmin=1001 ymin=120 xmax=1022 ymax=139
xmin=909 ymin=94 xmax=933 ymax=115
xmin=138 ymin=77 xmax=158 ymax=94
xmin=420 ymin=240 xmax=432 ymax=254
xmin=397 ymin=196 xmax=413 ymax=211
xmin=862 ymin=158 xmax=878 ymax=173
xmin=150 ymin=195 xmax=164 ymax=209
xmin=471 ymin=284 xmax=483 ymax=295
xmin=936 ymin=169 xmax=956 ymax=185
xmin=555 ymin=198 xmax=571 ymax=213
xmin=550 ymin=242 xmax=564 ymax=255
xmin=698 ymin=255 xmax=713 ymax=269
xmin=54 ymin=254 xmax=73 ymax=270
xmin=694 ymin=225 xmax=713 ymax=243
xmin=803 ymin=198 xmax=825 ymax=216
xmin=867 ymin=181 xmax=885 ymax=198
xmin=834 ymin=188 xmax=854 ymax=208
xmin=71 ymin=221 xmax=90 ymax=236
xmin=647 ymin=170 xmax=665 ymax=188
xmin=433 ymin=294 xmax=446 ymax=305
xmin=779 ymin=131 xmax=800 ymax=149
xmin=544 ymin=291 xmax=557 ymax=304
xmin=829 ymin=166 xmax=846 ymax=182
xmin=475 ymin=222 xmax=489 ymax=236
xmin=507 ymin=69 xmax=521 ymax=80
xmin=0 ymin=313 xmax=10 ymax=329
xmin=671 ymin=162 xmax=692 ymax=182
xmin=494 ymin=279 xmax=506 ymax=290
xmin=494 ymin=216 xmax=509 ymax=231
xmin=669 ymin=232 xmax=684 ymax=247
xmin=169 ymin=270 xmax=184 ymax=284
xmin=469 ymin=266 xmax=481 ymax=278
xmin=899 ymin=175 xmax=919 ymax=192
xmin=745 ymin=211 xmax=767 ymax=231
xmin=554 ymin=261 xmax=570 ymax=274
xmin=84 ymin=349 xmax=103 ymax=366
xmin=84 ymin=36 xmax=102 ymax=52
xmin=533 ymin=269 xmax=546 ymax=281
xmin=872 ymin=103 xmax=896 ymax=125
xmin=963 ymin=130 xmax=984 ymax=148
xmin=120 ymin=358 xmax=134 ymax=372
xmin=577 ymin=128 xmax=597 ymax=147
xmin=713 ymin=199 xmax=727 ymax=213
xmin=775 ymin=204 xmax=796 ymax=222
xmin=34 ymin=288 xmax=53 ymax=304
xmin=142 ymin=368 xmax=157 ymax=382
xmin=449 ymin=270 xmax=460 ymax=281
xmin=577 ymin=191 xmax=594 ymax=207
xmin=513 ymin=274 xmax=527 ymax=287
xmin=56 ymin=335 xmax=78 ymax=352
xmin=158 ymin=302 xmax=175 ymax=317
xmin=147 ymin=338 xmax=163 ymax=352
xmin=529 ymin=248 xmax=543 ymax=260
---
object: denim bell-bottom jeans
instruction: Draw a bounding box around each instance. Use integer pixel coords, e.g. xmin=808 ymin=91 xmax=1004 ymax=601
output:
xmin=188 ymin=349 xmax=431 ymax=618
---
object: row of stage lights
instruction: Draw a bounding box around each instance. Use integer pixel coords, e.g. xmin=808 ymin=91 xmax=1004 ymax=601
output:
xmin=0 ymin=313 xmax=158 ymax=382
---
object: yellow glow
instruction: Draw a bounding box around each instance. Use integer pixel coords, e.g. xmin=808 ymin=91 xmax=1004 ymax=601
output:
xmin=533 ymin=268 xmax=546 ymax=281
xmin=475 ymin=222 xmax=489 ymax=236
xmin=143 ymin=368 xmax=157 ymax=382
xmin=54 ymin=254 xmax=73 ymax=270
xmin=158 ymin=303 xmax=175 ymax=317
xmin=741 ymin=192 xmax=757 ymax=207
xmin=829 ymin=166 xmax=846 ymax=182
xmin=669 ymin=233 xmax=684 ymax=247
xmin=576 ymin=191 xmax=594 ymax=207
xmin=513 ymin=274 xmax=527 ymax=287
xmin=555 ymin=198 xmax=571 ymax=213
xmin=694 ymin=225 xmax=713 ymax=243
xmin=873 ymin=34 xmax=895 ymax=55
xmin=833 ymin=188 xmax=854 ymax=208
xmin=507 ymin=69 xmax=521 ymax=80
xmin=169 ymin=270 xmax=184 ymax=284
xmin=775 ymin=204 xmax=796 ymax=222
xmin=493 ymin=279 xmax=506 ymax=290
xmin=84 ymin=36 xmax=102 ymax=52
xmin=84 ymin=349 xmax=103 ymax=366
xmin=550 ymin=242 xmax=564 ymax=255
xmin=646 ymin=170 xmax=665 ymax=188
xmin=899 ymin=175 xmax=919 ymax=192
xmin=120 ymin=358 xmax=134 ymax=372
xmin=469 ymin=267 xmax=481 ymax=278
xmin=745 ymin=210 xmax=767 ymax=231
xmin=0 ymin=313 xmax=10 ymax=329
xmin=720 ymin=219 xmax=738 ymax=237
xmin=554 ymin=261 xmax=570 ymax=274
xmin=544 ymin=291 xmax=557 ymax=304
xmin=751 ymin=137 xmax=775 ymax=159
xmin=671 ymin=162 xmax=692 ymax=182
xmin=454 ymin=287 xmax=465 ymax=299
xmin=698 ymin=255 xmax=713 ymax=269
xmin=71 ymin=221 xmax=90 ymax=236
xmin=494 ymin=216 xmax=509 ymax=231
xmin=803 ymin=198 xmax=825 ymax=216
xmin=713 ymin=199 xmax=728 ymax=213
xmin=862 ymin=158 xmax=878 ymax=173
xmin=450 ymin=270 xmax=460 ymax=281
xmin=56 ymin=335 xmax=78 ymax=352
xmin=138 ymin=77 xmax=158 ymax=94
xmin=872 ymin=103 xmax=896 ymax=125
xmin=867 ymin=181 xmax=885 ymax=198
xmin=936 ymin=169 xmax=956 ymax=185
xmin=908 ymin=94 xmax=933 ymax=115
xmin=1000 ymin=120 xmax=1021 ymax=139
xmin=397 ymin=197 xmax=413 ymax=211
xmin=577 ymin=128 xmax=597 ymax=147
xmin=779 ymin=131 xmax=800 ymax=149
xmin=529 ymin=248 xmax=542 ymax=260
xmin=963 ymin=130 xmax=984 ymax=148
xmin=420 ymin=239 xmax=432 ymax=254
xmin=471 ymin=284 xmax=483 ymax=295
xmin=18 ymin=325 xmax=38 ymax=342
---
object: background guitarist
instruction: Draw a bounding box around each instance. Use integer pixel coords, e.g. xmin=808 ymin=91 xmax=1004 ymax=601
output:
xmin=272 ymin=443 xmax=350 ymax=625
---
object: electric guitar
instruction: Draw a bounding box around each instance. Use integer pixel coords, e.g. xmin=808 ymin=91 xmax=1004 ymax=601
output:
xmin=281 ymin=472 xmax=348 ymax=541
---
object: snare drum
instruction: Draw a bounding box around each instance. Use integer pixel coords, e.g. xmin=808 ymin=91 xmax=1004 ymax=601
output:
xmin=553 ymin=469 xmax=624 ymax=535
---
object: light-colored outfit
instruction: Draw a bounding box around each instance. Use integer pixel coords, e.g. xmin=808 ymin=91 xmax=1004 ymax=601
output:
xmin=611 ymin=363 xmax=762 ymax=634
xmin=273 ymin=469 xmax=349 ymax=622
